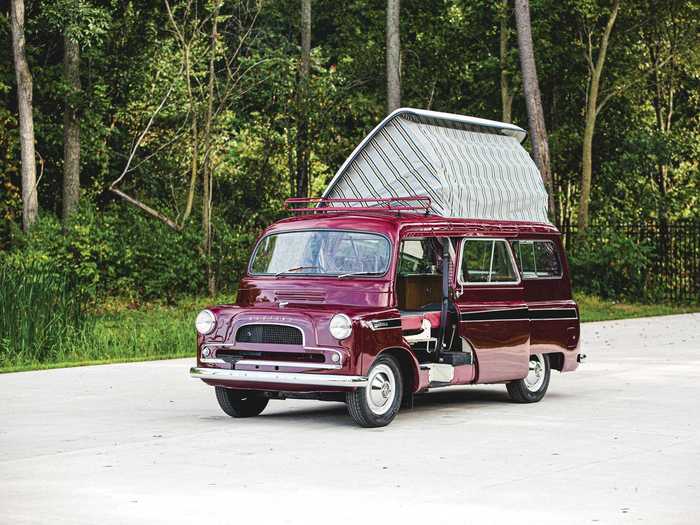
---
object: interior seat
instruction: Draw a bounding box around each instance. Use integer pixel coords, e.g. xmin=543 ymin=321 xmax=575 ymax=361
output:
xmin=397 ymin=274 xmax=443 ymax=311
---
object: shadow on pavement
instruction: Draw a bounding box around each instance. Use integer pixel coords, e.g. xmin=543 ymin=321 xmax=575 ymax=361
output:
xmin=249 ymin=386 xmax=558 ymax=425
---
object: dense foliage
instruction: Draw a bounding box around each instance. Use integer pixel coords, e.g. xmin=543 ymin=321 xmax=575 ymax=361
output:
xmin=0 ymin=260 xmax=88 ymax=364
xmin=3 ymin=202 xmax=253 ymax=300
xmin=1 ymin=0 xmax=698 ymax=303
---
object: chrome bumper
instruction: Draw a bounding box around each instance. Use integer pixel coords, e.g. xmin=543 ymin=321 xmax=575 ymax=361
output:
xmin=190 ymin=367 xmax=368 ymax=388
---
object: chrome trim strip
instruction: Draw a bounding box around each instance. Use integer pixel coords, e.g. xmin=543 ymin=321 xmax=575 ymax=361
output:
xmin=461 ymin=318 xmax=527 ymax=323
xmin=461 ymin=317 xmax=579 ymax=322
xmin=462 ymin=306 xmax=529 ymax=314
xmin=235 ymin=359 xmax=341 ymax=370
xmin=530 ymin=316 xmax=579 ymax=321
xmin=369 ymin=318 xmax=402 ymax=330
xmin=190 ymin=367 xmax=367 ymax=388
xmin=201 ymin=344 xmax=344 ymax=366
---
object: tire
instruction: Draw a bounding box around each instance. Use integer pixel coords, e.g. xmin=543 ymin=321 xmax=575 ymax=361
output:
xmin=215 ymin=387 xmax=269 ymax=418
xmin=506 ymin=353 xmax=551 ymax=403
xmin=347 ymin=354 xmax=403 ymax=428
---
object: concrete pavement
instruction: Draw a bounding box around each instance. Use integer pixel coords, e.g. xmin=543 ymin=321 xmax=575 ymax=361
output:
xmin=1 ymin=313 xmax=699 ymax=524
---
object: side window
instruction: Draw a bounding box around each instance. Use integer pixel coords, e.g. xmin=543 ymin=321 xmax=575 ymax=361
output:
xmin=460 ymin=239 xmax=518 ymax=284
xmin=512 ymin=241 xmax=537 ymax=278
xmin=512 ymin=240 xmax=562 ymax=278
xmin=398 ymin=239 xmax=443 ymax=275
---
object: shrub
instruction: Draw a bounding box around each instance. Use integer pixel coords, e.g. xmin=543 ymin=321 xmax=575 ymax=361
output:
xmin=2 ymin=201 xmax=255 ymax=304
xmin=569 ymin=231 xmax=656 ymax=301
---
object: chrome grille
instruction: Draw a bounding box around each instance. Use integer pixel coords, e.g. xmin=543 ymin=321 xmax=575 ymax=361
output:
xmin=235 ymin=324 xmax=303 ymax=345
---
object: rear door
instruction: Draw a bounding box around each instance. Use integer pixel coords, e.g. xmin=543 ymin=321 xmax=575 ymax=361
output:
xmin=511 ymin=237 xmax=579 ymax=354
xmin=455 ymin=238 xmax=530 ymax=383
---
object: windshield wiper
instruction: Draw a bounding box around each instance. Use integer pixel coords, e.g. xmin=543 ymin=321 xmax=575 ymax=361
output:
xmin=275 ymin=265 xmax=322 ymax=277
xmin=337 ymin=271 xmax=382 ymax=279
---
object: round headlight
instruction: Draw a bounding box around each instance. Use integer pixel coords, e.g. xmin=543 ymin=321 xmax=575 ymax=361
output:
xmin=195 ymin=309 xmax=216 ymax=335
xmin=329 ymin=313 xmax=352 ymax=340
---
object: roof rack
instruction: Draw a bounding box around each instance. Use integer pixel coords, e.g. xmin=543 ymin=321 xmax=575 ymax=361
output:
xmin=284 ymin=195 xmax=432 ymax=214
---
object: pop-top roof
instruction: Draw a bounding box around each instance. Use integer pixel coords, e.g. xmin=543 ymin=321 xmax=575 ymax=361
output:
xmin=321 ymin=108 xmax=550 ymax=224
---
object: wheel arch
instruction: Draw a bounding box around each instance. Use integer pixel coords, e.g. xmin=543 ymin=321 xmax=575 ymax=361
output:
xmin=374 ymin=346 xmax=421 ymax=394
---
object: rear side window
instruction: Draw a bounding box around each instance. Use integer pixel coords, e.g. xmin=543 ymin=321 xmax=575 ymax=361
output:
xmin=511 ymin=240 xmax=562 ymax=278
xmin=460 ymin=239 xmax=519 ymax=284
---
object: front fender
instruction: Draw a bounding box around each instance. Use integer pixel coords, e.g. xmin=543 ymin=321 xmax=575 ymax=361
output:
xmin=353 ymin=315 xmax=426 ymax=393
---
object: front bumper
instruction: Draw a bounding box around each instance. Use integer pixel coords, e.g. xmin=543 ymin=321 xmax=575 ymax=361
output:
xmin=190 ymin=367 xmax=368 ymax=388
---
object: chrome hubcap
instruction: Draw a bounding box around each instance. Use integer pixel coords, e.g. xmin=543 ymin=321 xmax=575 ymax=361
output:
xmin=366 ymin=363 xmax=396 ymax=415
xmin=524 ymin=354 xmax=546 ymax=392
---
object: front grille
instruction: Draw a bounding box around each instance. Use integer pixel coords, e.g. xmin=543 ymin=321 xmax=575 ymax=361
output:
xmin=235 ymin=324 xmax=303 ymax=345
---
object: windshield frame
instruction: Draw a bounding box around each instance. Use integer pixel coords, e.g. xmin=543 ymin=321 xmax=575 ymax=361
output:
xmin=247 ymin=228 xmax=394 ymax=279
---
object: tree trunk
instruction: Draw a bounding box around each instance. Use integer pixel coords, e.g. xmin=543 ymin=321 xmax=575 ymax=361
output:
xmin=578 ymin=98 xmax=596 ymax=231
xmin=164 ymin=0 xmax=198 ymax=225
xmin=576 ymin=0 xmax=619 ymax=232
xmin=295 ymin=0 xmax=311 ymax=198
xmin=648 ymin=41 xmax=672 ymax=256
xmin=513 ymin=0 xmax=553 ymax=214
xmin=499 ymin=0 xmax=514 ymax=124
xmin=202 ymin=3 xmax=220 ymax=296
xmin=386 ymin=0 xmax=401 ymax=113
xmin=62 ymin=35 xmax=81 ymax=222
xmin=10 ymin=0 xmax=38 ymax=231
xmin=182 ymin=44 xmax=198 ymax=224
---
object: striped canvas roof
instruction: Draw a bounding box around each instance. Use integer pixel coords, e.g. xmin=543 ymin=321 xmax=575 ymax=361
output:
xmin=322 ymin=108 xmax=550 ymax=224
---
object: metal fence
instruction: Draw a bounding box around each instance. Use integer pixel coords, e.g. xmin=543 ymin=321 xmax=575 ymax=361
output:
xmin=560 ymin=219 xmax=700 ymax=304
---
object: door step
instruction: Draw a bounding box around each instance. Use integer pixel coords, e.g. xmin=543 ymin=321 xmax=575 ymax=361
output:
xmin=420 ymin=352 xmax=473 ymax=385
xmin=439 ymin=351 xmax=472 ymax=366
xmin=420 ymin=363 xmax=454 ymax=383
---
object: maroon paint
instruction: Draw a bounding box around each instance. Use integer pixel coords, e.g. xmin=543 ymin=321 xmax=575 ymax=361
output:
xmin=197 ymin=211 xmax=580 ymax=392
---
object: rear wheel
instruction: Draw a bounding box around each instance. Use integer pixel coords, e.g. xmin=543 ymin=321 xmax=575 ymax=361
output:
xmin=215 ymin=387 xmax=269 ymax=418
xmin=506 ymin=353 xmax=550 ymax=403
xmin=347 ymin=355 xmax=403 ymax=428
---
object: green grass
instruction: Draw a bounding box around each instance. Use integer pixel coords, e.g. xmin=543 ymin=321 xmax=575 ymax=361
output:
xmin=0 ymin=262 xmax=88 ymax=365
xmin=0 ymin=294 xmax=233 ymax=373
xmin=576 ymin=294 xmax=700 ymax=322
xmin=1 ymin=293 xmax=698 ymax=373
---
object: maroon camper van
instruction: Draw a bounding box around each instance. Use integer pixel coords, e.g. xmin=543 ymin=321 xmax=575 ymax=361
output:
xmin=189 ymin=109 xmax=584 ymax=427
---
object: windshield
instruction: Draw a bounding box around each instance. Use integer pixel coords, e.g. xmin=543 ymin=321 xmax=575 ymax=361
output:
xmin=250 ymin=230 xmax=391 ymax=277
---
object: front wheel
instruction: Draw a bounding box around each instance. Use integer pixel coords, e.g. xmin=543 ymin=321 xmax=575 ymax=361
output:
xmin=506 ymin=353 xmax=551 ymax=403
xmin=215 ymin=387 xmax=269 ymax=418
xmin=347 ymin=355 xmax=403 ymax=428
